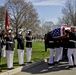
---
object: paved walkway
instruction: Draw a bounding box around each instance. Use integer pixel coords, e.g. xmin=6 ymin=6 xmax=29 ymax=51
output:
xmin=13 ymin=61 xmax=76 ymax=75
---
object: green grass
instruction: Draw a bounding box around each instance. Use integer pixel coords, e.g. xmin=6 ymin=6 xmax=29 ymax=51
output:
xmin=32 ymin=41 xmax=50 ymax=61
xmin=0 ymin=41 xmax=50 ymax=72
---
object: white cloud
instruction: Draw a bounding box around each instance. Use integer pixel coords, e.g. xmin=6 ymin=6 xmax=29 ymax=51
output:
xmin=51 ymin=18 xmax=58 ymax=23
xmin=26 ymin=0 xmax=66 ymax=6
xmin=46 ymin=18 xmax=59 ymax=24
xmin=25 ymin=0 xmax=39 ymax=2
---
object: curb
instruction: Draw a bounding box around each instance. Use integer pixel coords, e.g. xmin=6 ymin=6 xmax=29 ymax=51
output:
xmin=0 ymin=60 xmax=45 ymax=75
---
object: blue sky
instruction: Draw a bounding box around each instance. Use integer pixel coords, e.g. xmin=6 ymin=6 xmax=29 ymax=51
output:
xmin=26 ymin=0 xmax=66 ymax=24
xmin=0 ymin=0 xmax=66 ymax=24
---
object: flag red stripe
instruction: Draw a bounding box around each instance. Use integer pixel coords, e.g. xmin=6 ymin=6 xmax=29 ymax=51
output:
xmin=5 ymin=10 xmax=9 ymax=33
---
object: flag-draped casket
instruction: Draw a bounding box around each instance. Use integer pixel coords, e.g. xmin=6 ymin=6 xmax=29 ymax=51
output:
xmin=51 ymin=26 xmax=71 ymax=37
xmin=51 ymin=26 xmax=71 ymax=48
xmin=44 ymin=26 xmax=71 ymax=51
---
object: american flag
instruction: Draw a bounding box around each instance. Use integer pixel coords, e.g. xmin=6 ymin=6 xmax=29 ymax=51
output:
xmin=51 ymin=26 xmax=71 ymax=37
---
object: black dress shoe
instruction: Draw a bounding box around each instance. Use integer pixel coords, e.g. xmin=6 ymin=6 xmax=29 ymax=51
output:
xmin=8 ymin=68 xmax=12 ymax=70
xmin=74 ymin=65 xmax=76 ymax=67
xmin=19 ymin=64 xmax=25 ymax=66
xmin=0 ymin=70 xmax=2 ymax=72
xmin=54 ymin=62 xmax=59 ymax=64
xmin=21 ymin=64 xmax=25 ymax=66
xmin=8 ymin=67 xmax=14 ymax=70
xmin=11 ymin=67 xmax=15 ymax=69
xmin=68 ymin=66 xmax=74 ymax=68
xmin=59 ymin=60 xmax=63 ymax=62
xmin=48 ymin=63 xmax=55 ymax=66
xmin=27 ymin=61 xmax=32 ymax=63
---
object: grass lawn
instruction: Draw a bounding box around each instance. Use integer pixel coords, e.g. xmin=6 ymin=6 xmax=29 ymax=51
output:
xmin=0 ymin=41 xmax=50 ymax=72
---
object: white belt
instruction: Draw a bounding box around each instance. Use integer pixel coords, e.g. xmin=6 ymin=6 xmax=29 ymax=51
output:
xmin=69 ymin=40 xmax=76 ymax=42
xmin=7 ymin=41 xmax=14 ymax=43
xmin=49 ymin=41 xmax=54 ymax=43
xmin=26 ymin=41 xmax=32 ymax=42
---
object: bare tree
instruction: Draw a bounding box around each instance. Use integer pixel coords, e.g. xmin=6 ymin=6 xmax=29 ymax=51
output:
xmin=57 ymin=15 xmax=72 ymax=26
xmin=5 ymin=0 xmax=40 ymax=35
xmin=62 ymin=0 xmax=76 ymax=26
xmin=42 ymin=21 xmax=54 ymax=36
xmin=0 ymin=6 xmax=6 ymax=29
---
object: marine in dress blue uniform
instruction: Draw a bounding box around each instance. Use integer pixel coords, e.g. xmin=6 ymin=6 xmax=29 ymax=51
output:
xmin=5 ymin=29 xmax=15 ymax=70
xmin=58 ymin=39 xmax=64 ymax=61
xmin=55 ymin=37 xmax=64 ymax=62
xmin=0 ymin=30 xmax=2 ymax=72
xmin=45 ymin=32 xmax=55 ymax=65
xmin=53 ymin=31 xmax=69 ymax=63
xmin=44 ymin=34 xmax=47 ymax=52
xmin=65 ymin=30 xmax=76 ymax=68
xmin=1 ymin=30 xmax=6 ymax=57
xmin=53 ymin=38 xmax=60 ymax=64
xmin=25 ymin=30 xmax=32 ymax=63
xmin=16 ymin=29 xmax=25 ymax=66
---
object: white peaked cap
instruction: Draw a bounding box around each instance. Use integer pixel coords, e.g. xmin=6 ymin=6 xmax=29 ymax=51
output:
xmin=19 ymin=29 xmax=23 ymax=32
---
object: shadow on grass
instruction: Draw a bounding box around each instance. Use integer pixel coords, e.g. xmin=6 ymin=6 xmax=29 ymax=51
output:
xmin=13 ymin=62 xmax=19 ymax=66
xmin=0 ymin=64 xmax=7 ymax=70
xmin=0 ymin=62 xmax=20 ymax=71
xmin=32 ymin=51 xmax=46 ymax=54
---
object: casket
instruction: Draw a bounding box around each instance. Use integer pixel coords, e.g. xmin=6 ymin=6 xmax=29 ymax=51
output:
xmin=51 ymin=26 xmax=71 ymax=38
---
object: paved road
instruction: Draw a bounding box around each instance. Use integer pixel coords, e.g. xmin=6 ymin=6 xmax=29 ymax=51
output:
xmin=13 ymin=61 xmax=76 ymax=75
